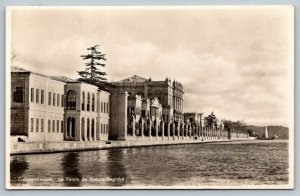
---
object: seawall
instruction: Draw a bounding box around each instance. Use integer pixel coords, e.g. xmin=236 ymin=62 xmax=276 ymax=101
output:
xmin=10 ymin=136 xmax=250 ymax=155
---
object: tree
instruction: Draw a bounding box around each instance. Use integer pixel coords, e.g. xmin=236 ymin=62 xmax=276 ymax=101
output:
xmin=223 ymin=119 xmax=247 ymax=133
xmin=204 ymin=112 xmax=218 ymax=129
xmin=78 ymin=45 xmax=107 ymax=86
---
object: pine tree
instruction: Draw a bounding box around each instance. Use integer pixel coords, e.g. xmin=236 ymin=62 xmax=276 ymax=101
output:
xmin=78 ymin=45 xmax=107 ymax=86
xmin=204 ymin=112 xmax=218 ymax=129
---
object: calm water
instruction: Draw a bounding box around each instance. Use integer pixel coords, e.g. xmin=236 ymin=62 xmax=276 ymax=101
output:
xmin=10 ymin=140 xmax=289 ymax=187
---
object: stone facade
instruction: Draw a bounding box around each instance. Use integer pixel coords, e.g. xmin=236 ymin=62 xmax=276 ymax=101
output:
xmin=112 ymin=75 xmax=184 ymax=122
xmin=11 ymin=67 xmax=249 ymax=143
xmin=11 ymin=69 xmax=65 ymax=142
xmin=11 ymin=67 xmax=110 ymax=142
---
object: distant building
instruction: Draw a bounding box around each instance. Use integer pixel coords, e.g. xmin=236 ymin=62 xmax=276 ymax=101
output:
xmin=111 ymin=75 xmax=184 ymax=122
xmin=184 ymin=112 xmax=203 ymax=127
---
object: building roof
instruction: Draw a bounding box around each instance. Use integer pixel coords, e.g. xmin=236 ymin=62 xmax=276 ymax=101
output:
xmin=116 ymin=75 xmax=148 ymax=82
xmin=11 ymin=66 xmax=76 ymax=83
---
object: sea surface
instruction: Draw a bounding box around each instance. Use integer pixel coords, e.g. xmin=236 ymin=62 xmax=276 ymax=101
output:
xmin=10 ymin=140 xmax=289 ymax=187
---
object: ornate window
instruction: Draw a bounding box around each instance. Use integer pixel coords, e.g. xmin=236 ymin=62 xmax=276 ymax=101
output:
xmin=13 ymin=86 xmax=23 ymax=103
xmin=82 ymin=91 xmax=85 ymax=111
xmin=67 ymin=90 xmax=76 ymax=110
xmin=57 ymin=94 xmax=60 ymax=106
xmin=53 ymin=93 xmax=56 ymax=106
xmin=41 ymin=119 xmax=44 ymax=132
xmin=48 ymin=92 xmax=51 ymax=105
xmin=48 ymin=120 xmax=51 ymax=132
xmin=52 ymin=120 xmax=55 ymax=132
xmin=30 ymin=118 xmax=34 ymax=132
xmin=57 ymin=120 xmax=59 ymax=133
xmin=92 ymin=94 xmax=95 ymax=112
xmin=87 ymin=93 xmax=90 ymax=111
xmin=41 ymin=90 xmax=44 ymax=104
xmin=36 ymin=89 xmax=39 ymax=103
xmin=61 ymin=121 xmax=64 ymax=133
xmin=31 ymin=88 xmax=34 ymax=102
xmin=36 ymin=118 xmax=39 ymax=132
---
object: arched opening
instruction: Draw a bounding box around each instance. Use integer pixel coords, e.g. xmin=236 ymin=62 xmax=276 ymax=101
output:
xmin=67 ymin=117 xmax=76 ymax=140
xmin=67 ymin=90 xmax=76 ymax=110
xmin=81 ymin=118 xmax=85 ymax=141
xmin=91 ymin=119 xmax=95 ymax=140
xmin=87 ymin=118 xmax=90 ymax=140
xmin=96 ymin=122 xmax=99 ymax=140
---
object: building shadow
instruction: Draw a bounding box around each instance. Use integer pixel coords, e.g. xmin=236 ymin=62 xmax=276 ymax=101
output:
xmin=106 ymin=149 xmax=128 ymax=186
xmin=10 ymin=156 xmax=30 ymax=185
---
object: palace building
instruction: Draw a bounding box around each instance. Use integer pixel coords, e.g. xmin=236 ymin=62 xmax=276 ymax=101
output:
xmin=11 ymin=66 xmax=246 ymax=143
xmin=111 ymin=75 xmax=184 ymax=123
xmin=11 ymin=67 xmax=110 ymax=142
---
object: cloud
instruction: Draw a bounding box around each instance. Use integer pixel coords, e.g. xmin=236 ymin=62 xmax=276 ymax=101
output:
xmin=10 ymin=7 xmax=293 ymax=126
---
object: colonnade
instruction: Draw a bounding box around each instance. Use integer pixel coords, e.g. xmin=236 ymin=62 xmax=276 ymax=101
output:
xmin=127 ymin=118 xmax=249 ymax=141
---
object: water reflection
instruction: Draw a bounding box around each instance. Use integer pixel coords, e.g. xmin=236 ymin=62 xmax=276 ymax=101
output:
xmin=10 ymin=156 xmax=30 ymax=185
xmin=9 ymin=140 xmax=289 ymax=187
xmin=106 ymin=149 xmax=128 ymax=186
xmin=61 ymin=152 xmax=82 ymax=187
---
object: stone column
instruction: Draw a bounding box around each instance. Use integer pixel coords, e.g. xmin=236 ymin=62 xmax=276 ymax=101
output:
xmin=185 ymin=124 xmax=188 ymax=140
xmin=140 ymin=118 xmax=144 ymax=139
xmin=207 ymin=127 xmax=210 ymax=140
xmin=149 ymin=120 xmax=152 ymax=140
xmin=181 ymin=123 xmax=185 ymax=140
xmin=132 ymin=117 xmax=136 ymax=137
xmin=161 ymin=121 xmax=164 ymax=140
xmin=155 ymin=119 xmax=158 ymax=141
xmin=167 ymin=122 xmax=171 ymax=140
xmin=172 ymin=122 xmax=175 ymax=140
xmin=177 ymin=122 xmax=180 ymax=139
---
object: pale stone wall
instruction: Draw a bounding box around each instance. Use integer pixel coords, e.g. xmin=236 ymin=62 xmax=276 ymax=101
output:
xmin=110 ymin=91 xmax=128 ymax=141
xmin=27 ymin=73 xmax=65 ymax=142
xmin=97 ymin=90 xmax=110 ymax=141
xmin=65 ymin=82 xmax=99 ymax=141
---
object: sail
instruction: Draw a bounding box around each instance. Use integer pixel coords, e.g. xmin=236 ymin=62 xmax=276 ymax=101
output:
xmin=264 ymin=126 xmax=268 ymax=139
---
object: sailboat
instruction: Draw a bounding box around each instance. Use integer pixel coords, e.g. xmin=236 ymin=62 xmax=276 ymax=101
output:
xmin=260 ymin=126 xmax=276 ymax=140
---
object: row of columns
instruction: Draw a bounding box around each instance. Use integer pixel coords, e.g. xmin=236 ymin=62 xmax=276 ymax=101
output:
xmin=128 ymin=118 xmax=249 ymax=141
xmin=65 ymin=117 xmax=109 ymax=142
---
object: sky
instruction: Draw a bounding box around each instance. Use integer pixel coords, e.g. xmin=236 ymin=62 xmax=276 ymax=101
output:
xmin=9 ymin=6 xmax=294 ymax=126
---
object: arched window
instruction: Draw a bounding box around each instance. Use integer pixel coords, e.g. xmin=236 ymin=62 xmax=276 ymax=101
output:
xmin=82 ymin=91 xmax=85 ymax=111
xmin=91 ymin=119 xmax=95 ymax=140
xmin=67 ymin=90 xmax=76 ymax=110
xmin=87 ymin=93 xmax=90 ymax=111
xmin=92 ymin=94 xmax=95 ymax=112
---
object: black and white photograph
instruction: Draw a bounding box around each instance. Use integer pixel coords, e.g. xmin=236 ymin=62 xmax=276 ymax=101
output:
xmin=6 ymin=6 xmax=294 ymax=189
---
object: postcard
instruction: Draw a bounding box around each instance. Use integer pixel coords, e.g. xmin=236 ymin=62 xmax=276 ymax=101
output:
xmin=6 ymin=6 xmax=294 ymax=189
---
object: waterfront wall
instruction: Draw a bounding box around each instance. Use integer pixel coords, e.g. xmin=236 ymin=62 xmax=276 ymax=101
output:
xmin=10 ymin=135 xmax=249 ymax=155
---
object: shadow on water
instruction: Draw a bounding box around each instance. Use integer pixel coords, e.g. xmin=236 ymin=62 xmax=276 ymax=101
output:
xmin=105 ymin=149 xmax=128 ymax=186
xmin=61 ymin=152 xmax=82 ymax=187
xmin=10 ymin=156 xmax=30 ymax=185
